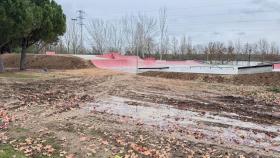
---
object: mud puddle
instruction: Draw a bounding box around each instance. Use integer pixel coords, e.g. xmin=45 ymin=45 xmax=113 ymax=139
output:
xmin=87 ymin=96 xmax=280 ymax=153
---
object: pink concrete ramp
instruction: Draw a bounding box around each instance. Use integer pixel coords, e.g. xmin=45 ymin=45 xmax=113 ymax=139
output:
xmin=273 ymin=64 xmax=280 ymax=71
xmin=46 ymin=51 xmax=56 ymax=56
xmin=92 ymin=59 xmax=137 ymax=68
xmin=92 ymin=53 xmax=202 ymax=69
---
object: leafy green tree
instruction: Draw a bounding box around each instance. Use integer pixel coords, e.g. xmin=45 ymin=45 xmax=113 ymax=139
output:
xmin=0 ymin=0 xmax=35 ymax=72
xmin=19 ymin=0 xmax=66 ymax=70
xmin=0 ymin=0 xmax=66 ymax=70
xmin=0 ymin=0 xmax=34 ymax=47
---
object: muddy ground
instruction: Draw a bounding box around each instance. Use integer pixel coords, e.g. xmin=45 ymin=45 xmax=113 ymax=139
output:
xmin=140 ymin=71 xmax=280 ymax=87
xmin=0 ymin=69 xmax=280 ymax=158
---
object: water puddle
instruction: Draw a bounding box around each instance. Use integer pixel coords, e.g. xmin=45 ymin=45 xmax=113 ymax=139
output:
xmin=86 ymin=96 xmax=280 ymax=152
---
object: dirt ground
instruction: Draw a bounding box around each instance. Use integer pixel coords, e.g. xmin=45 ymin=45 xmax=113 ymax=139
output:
xmin=0 ymin=68 xmax=280 ymax=158
xmin=140 ymin=71 xmax=280 ymax=87
xmin=1 ymin=54 xmax=94 ymax=70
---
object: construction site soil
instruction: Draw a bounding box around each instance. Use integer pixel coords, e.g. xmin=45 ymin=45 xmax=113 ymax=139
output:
xmin=1 ymin=54 xmax=94 ymax=70
xmin=0 ymin=69 xmax=280 ymax=158
xmin=140 ymin=71 xmax=280 ymax=86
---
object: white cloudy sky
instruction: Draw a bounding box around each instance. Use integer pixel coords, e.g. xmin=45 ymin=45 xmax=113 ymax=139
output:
xmin=55 ymin=0 xmax=280 ymax=45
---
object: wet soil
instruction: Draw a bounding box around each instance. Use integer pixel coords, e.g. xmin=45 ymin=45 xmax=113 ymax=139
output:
xmin=140 ymin=71 xmax=280 ymax=86
xmin=0 ymin=69 xmax=279 ymax=158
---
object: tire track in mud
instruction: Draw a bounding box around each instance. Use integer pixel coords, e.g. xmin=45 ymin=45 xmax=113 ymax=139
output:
xmin=90 ymin=95 xmax=280 ymax=157
xmin=112 ymin=87 xmax=280 ymax=125
xmin=1 ymin=72 xmax=280 ymax=157
xmin=94 ymin=77 xmax=280 ymax=156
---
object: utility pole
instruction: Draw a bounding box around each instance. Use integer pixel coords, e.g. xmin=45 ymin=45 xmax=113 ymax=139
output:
xmin=71 ymin=18 xmax=77 ymax=54
xmin=77 ymin=10 xmax=85 ymax=54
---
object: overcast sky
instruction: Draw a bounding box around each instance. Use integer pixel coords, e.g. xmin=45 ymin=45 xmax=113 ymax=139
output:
xmin=55 ymin=0 xmax=280 ymax=45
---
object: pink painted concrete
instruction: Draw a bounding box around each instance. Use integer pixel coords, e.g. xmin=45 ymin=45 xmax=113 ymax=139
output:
xmin=92 ymin=53 xmax=202 ymax=69
xmin=273 ymin=64 xmax=280 ymax=70
xmin=46 ymin=51 xmax=56 ymax=56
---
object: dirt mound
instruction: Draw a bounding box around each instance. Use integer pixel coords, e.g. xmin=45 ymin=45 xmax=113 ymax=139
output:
xmin=1 ymin=54 xmax=94 ymax=70
xmin=140 ymin=71 xmax=280 ymax=86
xmin=140 ymin=71 xmax=230 ymax=83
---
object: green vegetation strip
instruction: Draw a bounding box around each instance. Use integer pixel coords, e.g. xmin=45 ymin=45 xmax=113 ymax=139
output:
xmin=0 ymin=72 xmax=41 ymax=79
xmin=0 ymin=144 xmax=26 ymax=158
xmin=267 ymin=87 xmax=280 ymax=93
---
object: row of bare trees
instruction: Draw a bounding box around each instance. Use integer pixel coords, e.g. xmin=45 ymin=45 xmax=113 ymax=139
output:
xmin=56 ymin=9 xmax=280 ymax=62
xmin=58 ymin=8 xmax=167 ymax=56
xmin=170 ymin=40 xmax=280 ymax=63
xmin=86 ymin=14 xmax=159 ymax=58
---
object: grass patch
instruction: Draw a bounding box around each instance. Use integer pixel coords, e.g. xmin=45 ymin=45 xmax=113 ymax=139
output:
xmin=0 ymin=144 xmax=26 ymax=158
xmin=90 ymin=129 xmax=104 ymax=137
xmin=14 ymin=127 xmax=29 ymax=133
xmin=0 ymin=72 xmax=40 ymax=79
xmin=44 ymin=137 xmax=61 ymax=151
xmin=267 ymin=87 xmax=280 ymax=93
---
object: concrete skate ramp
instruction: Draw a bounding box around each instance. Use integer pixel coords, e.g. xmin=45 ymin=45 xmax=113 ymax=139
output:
xmin=92 ymin=53 xmax=202 ymax=69
xmin=238 ymin=64 xmax=273 ymax=74
xmin=92 ymin=59 xmax=137 ymax=68
xmin=273 ymin=64 xmax=280 ymax=71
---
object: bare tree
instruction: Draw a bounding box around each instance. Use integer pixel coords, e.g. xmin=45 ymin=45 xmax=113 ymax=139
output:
xmin=146 ymin=37 xmax=156 ymax=55
xmin=207 ymin=42 xmax=216 ymax=64
xmin=52 ymin=37 xmax=66 ymax=54
xmin=257 ymin=39 xmax=269 ymax=63
xmin=63 ymin=23 xmax=73 ymax=53
xmin=171 ymin=36 xmax=178 ymax=55
xmin=179 ymin=35 xmax=193 ymax=57
xmin=135 ymin=22 xmax=144 ymax=58
xmin=81 ymin=12 xmax=280 ymax=62
xmin=122 ymin=15 xmax=137 ymax=54
xmin=194 ymin=44 xmax=204 ymax=55
xmin=227 ymin=41 xmax=235 ymax=63
xmin=180 ymin=35 xmax=187 ymax=55
xmin=234 ymin=40 xmax=242 ymax=64
xmin=159 ymin=7 xmax=168 ymax=60
xmin=135 ymin=14 xmax=157 ymax=58
xmin=59 ymin=20 xmax=81 ymax=54
xmin=215 ymin=42 xmax=225 ymax=64
xmin=269 ymin=42 xmax=280 ymax=56
xmin=87 ymin=19 xmax=110 ymax=54
xmin=108 ymin=22 xmax=123 ymax=52
xmin=270 ymin=42 xmax=277 ymax=55
xmin=186 ymin=37 xmax=193 ymax=59
xmin=33 ymin=41 xmax=46 ymax=54
xmin=86 ymin=14 xmax=156 ymax=56
xmin=163 ymin=36 xmax=170 ymax=55
xmin=243 ymin=42 xmax=256 ymax=65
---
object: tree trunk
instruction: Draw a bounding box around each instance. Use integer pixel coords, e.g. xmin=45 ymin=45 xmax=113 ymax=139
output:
xmin=0 ymin=55 xmax=4 ymax=73
xmin=20 ymin=38 xmax=28 ymax=70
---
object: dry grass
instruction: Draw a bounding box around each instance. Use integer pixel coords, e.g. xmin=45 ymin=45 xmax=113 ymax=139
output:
xmin=2 ymin=54 xmax=94 ymax=70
